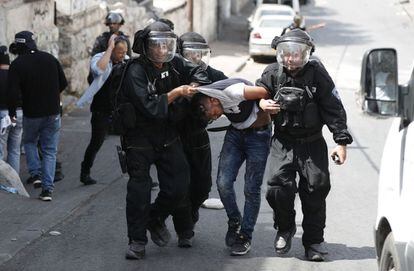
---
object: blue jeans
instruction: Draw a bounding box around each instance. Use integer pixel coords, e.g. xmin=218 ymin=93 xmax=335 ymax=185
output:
xmin=0 ymin=109 xmax=23 ymax=173
xmin=23 ymin=115 xmax=61 ymax=192
xmin=217 ymin=126 xmax=271 ymax=240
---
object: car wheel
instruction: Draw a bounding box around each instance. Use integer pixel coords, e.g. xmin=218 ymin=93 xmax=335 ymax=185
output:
xmin=379 ymin=232 xmax=401 ymax=271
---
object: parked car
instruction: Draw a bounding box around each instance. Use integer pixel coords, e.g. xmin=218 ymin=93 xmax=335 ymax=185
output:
xmin=249 ymin=15 xmax=293 ymax=61
xmin=256 ymin=0 xmax=304 ymax=11
xmin=249 ymin=4 xmax=296 ymax=30
xmin=360 ymin=48 xmax=414 ymax=271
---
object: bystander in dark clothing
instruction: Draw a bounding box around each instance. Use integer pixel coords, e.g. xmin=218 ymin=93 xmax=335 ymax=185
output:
xmin=8 ymin=31 xmax=67 ymax=201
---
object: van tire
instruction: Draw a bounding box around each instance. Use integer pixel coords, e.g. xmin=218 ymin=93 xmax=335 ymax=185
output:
xmin=379 ymin=232 xmax=401 ymax=271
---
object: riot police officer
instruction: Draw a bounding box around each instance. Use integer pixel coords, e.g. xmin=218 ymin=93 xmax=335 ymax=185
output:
xmin=119 ymin=22 xmax=210 ymax=260
xmin=257 ymin=29 xmax=353 ymax=261
xmin=91 ymin=12 xmax=131 ymax=57
xmin=161 ymin=32 xmax=228 ymax=248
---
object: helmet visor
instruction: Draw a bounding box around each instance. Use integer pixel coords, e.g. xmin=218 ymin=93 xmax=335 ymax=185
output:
xmin=182 ymin=47 xmax=211 ymax=70
xmin=146 ymin=37 xmax=177 ymax=63
xmin=276 ymin=41 xmax=311 ymax=70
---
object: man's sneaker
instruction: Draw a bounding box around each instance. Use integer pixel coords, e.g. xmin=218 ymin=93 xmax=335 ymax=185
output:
xmin=148 ymin=220 xmax=171 ymax=247
xmin=38 ymin=190 xmax=52 ymax=201
xmin=225 ymin=219 xmax=241 ymax=247
xmin=178 ymin=235 xmax=194 ymax=248
xmin=27 ymin=175 xmax=42 ymax=188
xmin=80 ymin=173 xmax=97 ymax=185
xmin=230 ymin=233 xmax=251 ymax=256
xmin=125 ymin=240 xmax=145 ymax=260
xmin=305 ymin=242 xmax=328 ymax=262
xmin=274 ymin=225 xmax=297 ymax=254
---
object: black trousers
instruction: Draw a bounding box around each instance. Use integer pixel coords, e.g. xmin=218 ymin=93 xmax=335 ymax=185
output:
xmin=124 ymin=135 xmax=191 ymax=243
xmin=266 ymin=135 xmax=331 ymax=247
xmin=168 ymin=129 xmax=212 ymax=236
xmin=81 ymin=111 xmax=110 ymax=173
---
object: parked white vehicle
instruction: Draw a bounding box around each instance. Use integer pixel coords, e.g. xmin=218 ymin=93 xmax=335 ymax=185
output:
xmin=360 ymin=48 xmax=414 ymax=271
xmin=256 ymin=0 xmax=302 ymax=12
xmin=249 ymin=15 xmax=292 ymax=60
xmin=249 ymin=4 xmax=296 ymax=30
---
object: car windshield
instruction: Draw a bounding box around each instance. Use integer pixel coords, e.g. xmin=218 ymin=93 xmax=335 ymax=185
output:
xmin=260 ymin=18 xmax=292 ymax=28
xmin=259 ymin=9 xmax=292 ymax=17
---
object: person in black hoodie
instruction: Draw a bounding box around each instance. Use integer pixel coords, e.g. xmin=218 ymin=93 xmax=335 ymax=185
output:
xmin=8 ymin=31 xmax=67 ymax=201
xmin=119 ymin=22 xmax=210 ymax=260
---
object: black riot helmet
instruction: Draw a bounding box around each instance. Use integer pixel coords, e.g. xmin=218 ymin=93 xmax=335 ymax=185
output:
xmin=132 ymin=21 xmax=177 ymax=63
xmin=178 ymin=32 xmax=210 ymax=70
xmin=105 ymin=12 xmax=125 ymax=26
xmin=271 ymin=29 xmax=315 ymax=71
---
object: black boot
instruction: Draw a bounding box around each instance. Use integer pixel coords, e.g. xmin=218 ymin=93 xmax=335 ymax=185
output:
xmin=80 ymin=163 xmax=97 ymax=185
xmin=80 ymin=172 xmax=97 ymax=185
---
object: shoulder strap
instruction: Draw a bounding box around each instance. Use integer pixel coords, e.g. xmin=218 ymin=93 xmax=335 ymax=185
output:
xmin=113 ymin=57 xmax=137 ymax=109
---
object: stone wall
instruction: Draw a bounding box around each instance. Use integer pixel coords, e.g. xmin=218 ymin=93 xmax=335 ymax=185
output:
xmin=192 ymin=0 xmax=218 ymax=42
xmin=0 ymin=0 xmax=59 ymax=57
xmin=231 ymin=0 xmax=250 ymax=15
xmin=153 ymin=0 xmax=218 ymax=41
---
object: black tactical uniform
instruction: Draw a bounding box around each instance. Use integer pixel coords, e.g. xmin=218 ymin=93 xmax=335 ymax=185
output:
xmin=169 ymin=33 xmax=227 ymax=245
xmin=119 ymin=23 xmax=210 ymax=255
xmin=257 ymin=29 xmax=353 ymax=260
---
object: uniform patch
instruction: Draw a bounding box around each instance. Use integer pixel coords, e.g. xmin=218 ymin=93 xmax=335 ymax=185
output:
xmin=161 ymin=71 xmax=169 ymax=78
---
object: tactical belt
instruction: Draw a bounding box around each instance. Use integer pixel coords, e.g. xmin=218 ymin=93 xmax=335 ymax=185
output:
xmin=275 ymin=131 xmax=322 ymax=144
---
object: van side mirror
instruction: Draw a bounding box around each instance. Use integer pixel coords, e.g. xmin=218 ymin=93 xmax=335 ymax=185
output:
xmin=360 ymin=48 xmax=398 ymax=116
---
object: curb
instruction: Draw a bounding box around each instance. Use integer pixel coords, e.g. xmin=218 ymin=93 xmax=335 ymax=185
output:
xmin=229 ymin=56 xmax=250 ymax=76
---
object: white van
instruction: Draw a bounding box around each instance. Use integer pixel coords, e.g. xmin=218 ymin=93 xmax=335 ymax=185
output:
xmin=360 ymin=48 xmax=414 ymax=271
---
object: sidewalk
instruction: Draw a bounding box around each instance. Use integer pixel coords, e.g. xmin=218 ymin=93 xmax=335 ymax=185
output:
xmin=0 ymin=40 xmax=249 ymax=266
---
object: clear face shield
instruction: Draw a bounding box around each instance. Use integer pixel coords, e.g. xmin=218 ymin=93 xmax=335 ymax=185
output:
xmin=146 ymin=35 xmax=177 ymax=63
xmin=181 ymin=42 xmax=211 ymax=70
xmin=276 ymin=41 xmax=311 ymax=71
